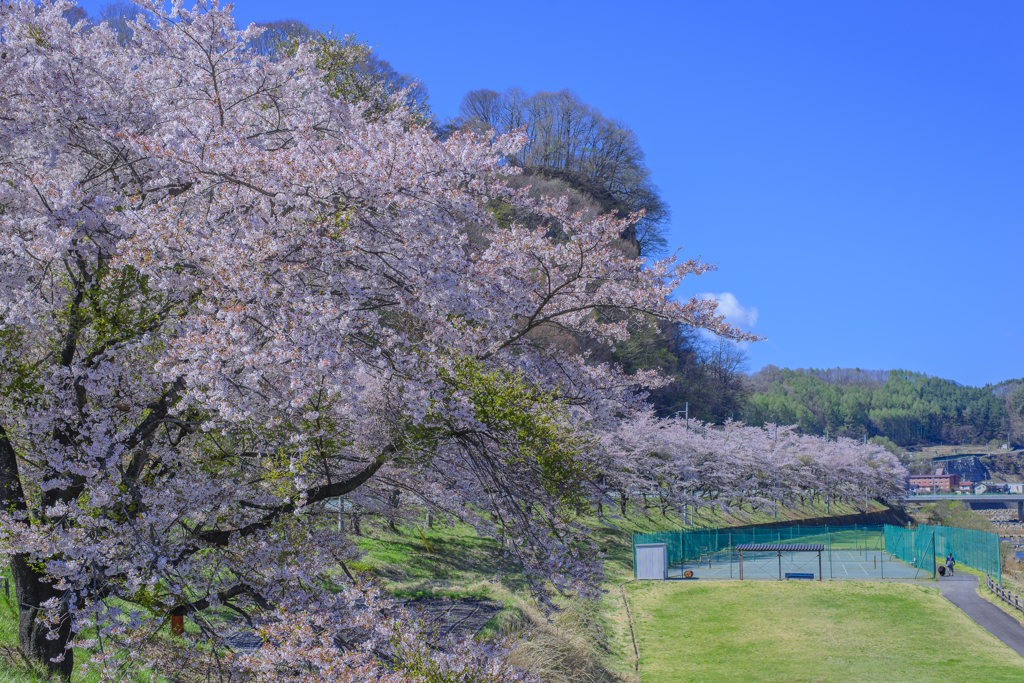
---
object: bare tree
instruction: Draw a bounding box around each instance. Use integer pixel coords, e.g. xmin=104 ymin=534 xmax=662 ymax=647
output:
xmin=457 ymin=87 xmax=670 ymax=255
xmin=459 ymin=89 xmax=502 ymax=128
xmin=247 ymin=19 xmax=311 ymax=56
xmin=1006 ymin=383 xmax=1024 ymax=446
xmin=99 ymin=1 xmax=140 ymax=44
xmin=61 ymin=6 xmax=89 ymax=26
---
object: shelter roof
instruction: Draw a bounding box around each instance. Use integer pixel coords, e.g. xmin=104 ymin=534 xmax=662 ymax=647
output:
xmin=734 ymin=543 xmax=824 ymax=552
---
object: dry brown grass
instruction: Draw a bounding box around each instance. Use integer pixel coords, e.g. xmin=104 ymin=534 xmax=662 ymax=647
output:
xmin=498 ymin=598 xmax=629 ymax=683
xmin=378 ymin=570 xmax=633 ymax=683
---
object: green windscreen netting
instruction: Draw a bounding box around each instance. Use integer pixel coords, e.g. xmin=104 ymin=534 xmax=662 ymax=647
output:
xmin=885 ymin=523 xmax=1001 ymax=583
xmin=633 ymin=524 xmax=885 ymax=572
xmin=633 ymin=523 xmax=1003 ymax=583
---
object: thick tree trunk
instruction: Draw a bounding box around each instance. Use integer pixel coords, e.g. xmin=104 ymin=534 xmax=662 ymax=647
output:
xmin=618 ymin=489 xmax=628 ymax=517
xmin=1 ymin=425 xmax=73 ymax=679
xmin=388 ymin=489 xmax=401 ymax=534
xmin=10 ymin=556 xmax=73 ymax=680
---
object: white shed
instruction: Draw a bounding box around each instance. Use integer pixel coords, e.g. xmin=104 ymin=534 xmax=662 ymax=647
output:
xmin=635 ymin=543 xmax=668 ymax=580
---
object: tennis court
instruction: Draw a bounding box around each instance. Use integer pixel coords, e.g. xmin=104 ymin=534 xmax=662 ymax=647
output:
xmin=668 ymin=545 xmax=923 ymax=580
xmin=636 ymin=524 xmax=934 ymax=581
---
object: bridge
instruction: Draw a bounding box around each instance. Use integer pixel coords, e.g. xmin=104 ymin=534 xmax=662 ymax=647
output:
xmin=903 ymin=494 xmax=1024 ymax=521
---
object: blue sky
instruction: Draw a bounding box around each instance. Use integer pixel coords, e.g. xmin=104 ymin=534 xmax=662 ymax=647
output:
xmin=75 ymin=0 xmax=1024 ymax=387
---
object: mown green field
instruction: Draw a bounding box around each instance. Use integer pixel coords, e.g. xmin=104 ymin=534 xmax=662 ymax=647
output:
xmin=628 ymin=580 xmax=1024 ymax=683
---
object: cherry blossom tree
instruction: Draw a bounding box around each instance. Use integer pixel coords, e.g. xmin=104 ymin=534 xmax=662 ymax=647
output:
xmin=596 ymin=414 xmax=907 ymax=520
xmin=0 ymin=0 xmax=757 ymax=678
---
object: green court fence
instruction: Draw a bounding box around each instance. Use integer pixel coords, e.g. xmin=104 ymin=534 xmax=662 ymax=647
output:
xmin=885 ymin=523 xmax=1001 ymax=584
xmin=883 ymin=525 xmax=936 ymax=579
xmin=633 ymin=524 xmax=885 ymax=576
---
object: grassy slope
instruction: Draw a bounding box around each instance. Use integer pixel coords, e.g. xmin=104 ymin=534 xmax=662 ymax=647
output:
xmin=0 ymin=498 xmax=898 ymax=682
xmin=355 ymin=498 xmax=891 ymax=589
xmin=628 ymin=580 xmax=1024 ymax=683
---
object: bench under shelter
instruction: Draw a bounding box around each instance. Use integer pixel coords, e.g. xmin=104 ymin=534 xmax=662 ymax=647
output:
xmin=734 ymin=543 xmax=825 ymax=581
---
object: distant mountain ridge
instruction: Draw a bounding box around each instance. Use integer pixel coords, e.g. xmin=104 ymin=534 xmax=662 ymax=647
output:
xmin=742 ymin=366 xmax=1014 ymax=447
xmin=763 ymin=367 xmax=959 ymax=388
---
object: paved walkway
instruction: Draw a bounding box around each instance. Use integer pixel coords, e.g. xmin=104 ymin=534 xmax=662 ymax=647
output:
xmin=937 ymin=575 xmax=1024 ymax=657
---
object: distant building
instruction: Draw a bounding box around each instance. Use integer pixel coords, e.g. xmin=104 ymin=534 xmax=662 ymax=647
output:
xmin=909 ymin=473 xmax=959 ymax=492
xmin=1009 ymin=483 xmax=1024 ymax=494
xmin=975 ymin=484 xmax=988 ymax=495
xmin=958 ymin=481 xmax=975 ymax=493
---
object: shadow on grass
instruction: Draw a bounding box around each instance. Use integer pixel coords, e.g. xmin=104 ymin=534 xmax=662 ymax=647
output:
xmin=355 ymin=524 xmax=530 ymax=595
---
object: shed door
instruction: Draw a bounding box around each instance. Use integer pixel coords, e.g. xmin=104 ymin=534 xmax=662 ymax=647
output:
xmin=636 ymin=543 xmax=667 ymax=580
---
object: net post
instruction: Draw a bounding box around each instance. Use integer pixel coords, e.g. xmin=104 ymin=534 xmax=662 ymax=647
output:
xmin=828 ymin=528 xmax=833 ymax=579
xmin=932 ymin=530 xmax=937 ymax=580
xmin=633 ymin=534 xmax=637 ymax=579
xmin=996 ymin=530 xmax=1002 ymax=586
xmin=818 ymin=549 xmax=822 ymax=581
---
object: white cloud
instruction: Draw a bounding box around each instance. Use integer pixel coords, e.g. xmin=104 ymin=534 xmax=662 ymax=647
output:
xmin=696 ymin=292 xmax=759 ymax=327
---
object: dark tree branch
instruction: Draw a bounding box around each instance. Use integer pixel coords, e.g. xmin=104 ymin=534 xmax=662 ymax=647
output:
xmin=123 ymin=377 xmax=187 ymax=480
xmin=193 ymin=445 xmax=394 ymax=547
xmin=169 ymin=583 xmax=270 ymax=616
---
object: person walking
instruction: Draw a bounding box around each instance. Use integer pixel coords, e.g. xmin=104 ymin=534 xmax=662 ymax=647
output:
xmin=946 ymin=552 xmax=955 ymax=577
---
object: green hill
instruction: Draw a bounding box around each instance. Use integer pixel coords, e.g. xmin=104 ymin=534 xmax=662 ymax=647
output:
xmin=742 ymin=367 xmax=1011 ymax=446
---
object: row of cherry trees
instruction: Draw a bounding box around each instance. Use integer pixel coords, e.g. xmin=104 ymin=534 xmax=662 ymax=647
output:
xmin=597 ymin=414 xmax=907 ymax=519
xmin=0 ymin=1 xmax=903 ymax=681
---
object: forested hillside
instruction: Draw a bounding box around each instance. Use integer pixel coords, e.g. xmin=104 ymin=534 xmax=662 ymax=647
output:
xmin=741 ymin=367 xmax=1016 ymax=446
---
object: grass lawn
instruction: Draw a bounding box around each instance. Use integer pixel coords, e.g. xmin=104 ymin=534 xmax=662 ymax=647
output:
xmin=628 ymin=580 xmax=1024 ymax=683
